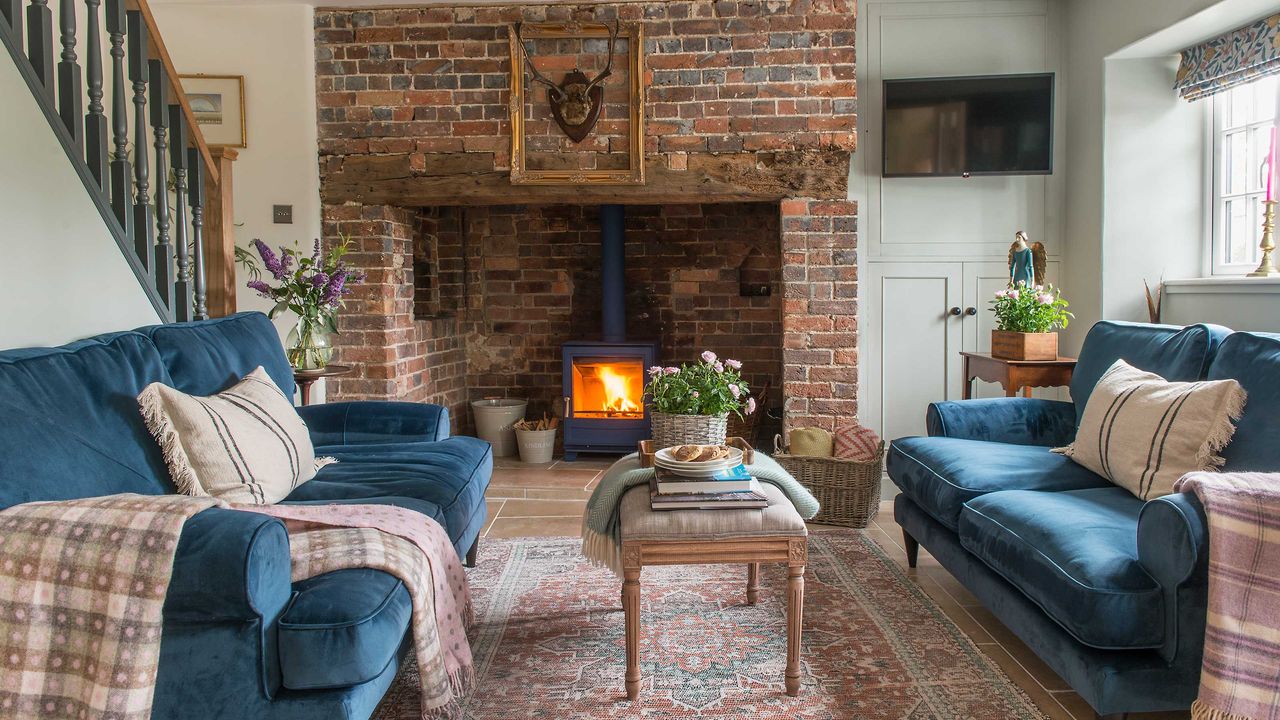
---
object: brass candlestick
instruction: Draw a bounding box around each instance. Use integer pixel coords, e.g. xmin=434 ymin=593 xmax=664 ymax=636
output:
xmin=1248 ymin=200 xmax=1280 ymax=277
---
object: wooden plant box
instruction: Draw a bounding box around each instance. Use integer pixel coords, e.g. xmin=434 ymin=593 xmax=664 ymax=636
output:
xmin=991 ymin=330 xmax=1059 ymax=361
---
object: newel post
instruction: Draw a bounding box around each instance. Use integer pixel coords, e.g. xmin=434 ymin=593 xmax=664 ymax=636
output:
xmin=203 ymin=146 xmax=238 ymax=318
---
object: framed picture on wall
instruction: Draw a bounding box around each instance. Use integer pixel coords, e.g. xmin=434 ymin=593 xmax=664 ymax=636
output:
xmin=179 ymin=74 xmax=246 ymax=148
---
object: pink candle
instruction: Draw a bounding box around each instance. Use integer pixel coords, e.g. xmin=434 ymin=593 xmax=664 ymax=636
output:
xmin=1268 ymin=126 xmax=1278 ymax=202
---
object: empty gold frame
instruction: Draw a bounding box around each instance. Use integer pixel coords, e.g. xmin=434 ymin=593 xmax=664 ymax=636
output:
xmin=508 ymin=21 xmax=645 ymax=185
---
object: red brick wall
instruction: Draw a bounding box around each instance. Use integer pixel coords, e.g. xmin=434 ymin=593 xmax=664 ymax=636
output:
xmin=312 ymin=0 xmax=856 ymax=168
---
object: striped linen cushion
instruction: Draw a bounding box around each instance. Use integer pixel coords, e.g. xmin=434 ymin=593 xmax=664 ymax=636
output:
xmin=138 ymin=366 xmax=328 ymax=505
xmin=1054 ymin=360 xmax=1246 ymax=500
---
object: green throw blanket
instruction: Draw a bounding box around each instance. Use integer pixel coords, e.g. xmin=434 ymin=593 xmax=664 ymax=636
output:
xmin=581 ymin=453 xmax=820 ymax=576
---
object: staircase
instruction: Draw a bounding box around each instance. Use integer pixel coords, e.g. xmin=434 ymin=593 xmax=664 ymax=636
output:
xmin=0 ymin=0 xmax=236 ymax=321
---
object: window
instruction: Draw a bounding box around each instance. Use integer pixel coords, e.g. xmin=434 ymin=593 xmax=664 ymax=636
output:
xmin=1211 ymin=76 xmax=1279 ymax=275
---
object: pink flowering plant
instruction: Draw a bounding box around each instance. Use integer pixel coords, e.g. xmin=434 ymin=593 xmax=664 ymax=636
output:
xmin=644 ymin=351 xmax=755 ymax=418
xmin=991 ymin=282 xmax=1073 ymax=333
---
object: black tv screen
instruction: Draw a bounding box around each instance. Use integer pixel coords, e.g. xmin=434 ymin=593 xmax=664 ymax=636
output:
xmin=882 ymin=73 xmax=1054 ymax=178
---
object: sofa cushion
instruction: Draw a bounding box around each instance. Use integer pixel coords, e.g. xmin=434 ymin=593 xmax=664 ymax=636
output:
xmin=887 ymin=436 xmax=1110 ymax=530
xmin=1070 ymin=321 xmax=1228 ymax=426
xmin=139 ymin=312 xmax=296 ymax=398
xmin=0 ymin=332 xmax=174 ymax=508
xmin=959 ymin=487 xmax=1164 ymax=650
xmin=284 ymin=436 xmax=492 ymax=548
xmin=278 ymin=568 xmax=412 ymax=690
xmin=139 ymin=367 xmax=324 ymax=504
xmin=1207 ymin=331 xmax=1280 ymax=471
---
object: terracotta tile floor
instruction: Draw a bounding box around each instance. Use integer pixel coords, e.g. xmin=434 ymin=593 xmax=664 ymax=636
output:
xmin=480 ymin=455 xmax=1190 ymax=720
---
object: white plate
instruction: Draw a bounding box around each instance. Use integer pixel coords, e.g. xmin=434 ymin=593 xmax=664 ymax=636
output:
xmin=656 ymin=463 xmax=745 ymax=478
xmin=654 ymin=445 xmax=744 ymax=469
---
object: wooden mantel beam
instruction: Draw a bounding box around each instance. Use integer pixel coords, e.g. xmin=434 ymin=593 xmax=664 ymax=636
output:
xmin=320 ymin=149 xmax=851 ymax=207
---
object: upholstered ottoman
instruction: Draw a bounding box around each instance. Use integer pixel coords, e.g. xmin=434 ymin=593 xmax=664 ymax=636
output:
xmin=617 ymin=482 xmax=809 ymax=698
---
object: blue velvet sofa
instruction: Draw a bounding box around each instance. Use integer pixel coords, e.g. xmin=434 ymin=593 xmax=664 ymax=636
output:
xmin=0 ymin=312 xmax=492 ymax=720
xmin=887 ymin=321 xmax=1280 ymax=717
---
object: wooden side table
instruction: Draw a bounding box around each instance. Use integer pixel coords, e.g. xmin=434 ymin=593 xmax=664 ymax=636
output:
xmin=292 ymin=364 xmax=353 ymax=405
xmin=961 ymin=352 xmax=1077 ymax=400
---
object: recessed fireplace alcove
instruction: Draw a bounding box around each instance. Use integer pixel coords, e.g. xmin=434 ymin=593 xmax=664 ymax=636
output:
xmin=398 ymin=200 xmax=785 ymax=442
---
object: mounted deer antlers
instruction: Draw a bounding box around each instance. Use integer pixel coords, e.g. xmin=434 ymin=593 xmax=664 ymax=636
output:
xmin=515 ymin=21 xmax=620 ymax=143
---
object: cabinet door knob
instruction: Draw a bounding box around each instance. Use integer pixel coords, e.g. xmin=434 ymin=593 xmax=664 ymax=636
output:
xmin=948 ymin=306 xmax=962 ymax=316
xmin=965 ymin=307 xmax=978 ymax=316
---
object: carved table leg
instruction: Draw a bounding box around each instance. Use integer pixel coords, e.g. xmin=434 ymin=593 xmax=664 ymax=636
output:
xmin=786 ymin=564 xmax=805 ymax=696
xmin=623 ymin=565 xmax=642 ymax=700
xmin=746 ymin=562 xmax=760 ymax=605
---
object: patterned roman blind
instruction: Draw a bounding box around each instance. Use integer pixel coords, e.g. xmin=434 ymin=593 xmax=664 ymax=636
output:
xmin=1175 ymin=13 xmax=1280 ymax=101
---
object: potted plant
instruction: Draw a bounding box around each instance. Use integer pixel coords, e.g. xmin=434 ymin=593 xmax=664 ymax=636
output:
xmin=645 ymin=352 xmax=757 ymax=448
xmin=990 ymin=282 xmax=1073 ymax=360
xmin=237 ymin=237 xmax=365 ymax=370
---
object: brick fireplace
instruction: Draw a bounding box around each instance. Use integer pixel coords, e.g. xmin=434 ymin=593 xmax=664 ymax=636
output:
xmin=315 ymin=0 xmax=857 ymax=436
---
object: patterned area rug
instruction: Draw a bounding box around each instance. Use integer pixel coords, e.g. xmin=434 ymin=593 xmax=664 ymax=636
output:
xmin=375 ymin=532 xmax=1047 ymax=719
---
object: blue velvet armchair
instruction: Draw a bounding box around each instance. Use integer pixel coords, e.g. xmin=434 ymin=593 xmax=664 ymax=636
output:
xmin=0 ymin=312 xmax=492 ymax=720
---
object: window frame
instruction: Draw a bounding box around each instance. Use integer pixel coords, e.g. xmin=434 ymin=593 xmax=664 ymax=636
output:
xmin=1208 ymin=79 xmax=1277 ymax=276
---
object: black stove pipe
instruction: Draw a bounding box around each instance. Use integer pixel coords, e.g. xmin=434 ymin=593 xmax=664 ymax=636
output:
xmin=600 ymin=204 xmax=626 ymax=343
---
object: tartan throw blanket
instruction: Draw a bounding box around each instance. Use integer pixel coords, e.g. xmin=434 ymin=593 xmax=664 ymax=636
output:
xmin=241 ymin=503 xmax=473 ymax=719
xmin=0 ymin=494 xmax=220 ymax=719
xmin=581 ymin=452 xmax=820 ymax=576
xmin=1173 ymin=472 xmax=1280 ymax=720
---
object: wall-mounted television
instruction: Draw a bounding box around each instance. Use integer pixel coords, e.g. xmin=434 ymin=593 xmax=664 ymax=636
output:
xmin=882 ymin=73 xmax=1054 ymax=178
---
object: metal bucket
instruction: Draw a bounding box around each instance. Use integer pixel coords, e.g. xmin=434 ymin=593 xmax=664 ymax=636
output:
xmin=471 ymin=398 xmax=528 ymax=457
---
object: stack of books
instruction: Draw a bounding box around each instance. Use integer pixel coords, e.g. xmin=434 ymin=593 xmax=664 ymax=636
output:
xmin=650 ymin=445 xmax=768 ymax=510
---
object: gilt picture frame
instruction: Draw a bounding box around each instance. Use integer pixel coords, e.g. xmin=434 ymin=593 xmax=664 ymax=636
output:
xmin=508 ymin=21 xmax=645 ymax=186
xmin=179 ymin=74 xmax=247 ymax=148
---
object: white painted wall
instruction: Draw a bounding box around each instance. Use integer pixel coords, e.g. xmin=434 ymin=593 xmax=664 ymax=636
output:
xmin=0 ymin=54 xmax=161 ymax=348
xmin=150 ymin=1 xmax=321 ymax=340
xmin=1061 ymin=0 xmax=1280 ymax=346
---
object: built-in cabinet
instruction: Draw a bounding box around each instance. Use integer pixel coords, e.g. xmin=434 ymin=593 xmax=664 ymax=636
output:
xmin=853 ymin=0 xmax=1067 ymax=440
xmin=863 ymin=261 xmax=1061 ymax=441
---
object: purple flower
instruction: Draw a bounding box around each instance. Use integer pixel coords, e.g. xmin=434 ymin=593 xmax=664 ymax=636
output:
xmin=311 ymin=272 xmax=329 ymax=289
xmin=279 ymin=250 xmax=294 ymax=276
xmin=252 ymin=239 xmax=287 ymax=280
xmin=724 ymin=359 xmax=742 ymax=370
xmin=321 ymin=268 xmax=348 ymax=307
xmin=648 ymin=366 xmax=663 ymax=376
xmin=701 ymin=350 xmax=717 ymax=364
xmin=312 ymin=238 xmax=322 ymax=261
xmin=746 ymin=397 xmax=757 ymax=415
xmin=728 ymin=383 xmax=741 ymax=398
xmin=714 ymin=362 xmax=724 ymax=372
xmin=664 ymin=367 xmax=679 ymax=375
xmin=246 ymin=279 xmax=272 ymax=298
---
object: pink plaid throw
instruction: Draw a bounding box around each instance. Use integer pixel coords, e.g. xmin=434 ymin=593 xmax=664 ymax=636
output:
xmin=1174 ymin=472 xmax=1280 ymax=720
xmin=240 ymin=503 xmax=474 ymax=718
xmin=0 ymin=494 xmax=219 ymax=719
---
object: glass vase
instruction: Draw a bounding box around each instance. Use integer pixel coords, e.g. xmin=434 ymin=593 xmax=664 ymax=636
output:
xmin=286 ymin=316 xmax=333 ymax=370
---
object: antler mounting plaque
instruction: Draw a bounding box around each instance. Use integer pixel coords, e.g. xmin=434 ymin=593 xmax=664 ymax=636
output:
xmin=508 ymin=21 xmax=645 ymax=186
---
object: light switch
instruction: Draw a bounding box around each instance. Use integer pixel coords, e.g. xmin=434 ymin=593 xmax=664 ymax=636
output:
xmin=273 ymin=205 xmax=293 ymax=224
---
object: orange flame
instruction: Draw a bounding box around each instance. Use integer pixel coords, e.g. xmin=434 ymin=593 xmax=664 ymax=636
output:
xmin=599 ymin=366 xmax=642 ymax=413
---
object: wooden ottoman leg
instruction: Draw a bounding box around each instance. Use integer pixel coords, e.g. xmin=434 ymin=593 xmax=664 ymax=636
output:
xmin=623 ymin=566 xmax=642 ymax=700
xmin=785 ymin=564 xmax=805 ymax=696
xmin=747 ymin=563 xmax=760 ymax=605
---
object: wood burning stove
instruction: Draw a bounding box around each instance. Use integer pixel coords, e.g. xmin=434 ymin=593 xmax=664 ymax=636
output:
xmin=562 ymin=205 xmax=657 ymax=460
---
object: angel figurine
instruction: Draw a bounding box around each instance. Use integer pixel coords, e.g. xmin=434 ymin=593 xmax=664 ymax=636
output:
xmin=1007 ymin=231 xmax=1047 ymax=287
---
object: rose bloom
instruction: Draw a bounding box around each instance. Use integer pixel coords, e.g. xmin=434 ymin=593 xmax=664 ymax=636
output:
xmin=728 ymin=383 xmax=741 ymax=398
xmin=664 ymin=367 xmax=679 ymax=375
xmin=1008 ymin=289 xmax=1020 ymax=300
xmin=714 ymin=362 xmax=724 ymax=372
xmin=701 ymin=350 xmax=717 ymax=364
xmin=1038 ymin=293 xmax=1054 ymax=305
xmin=746 ymin=397 xmax=757 ymax=414
xmin=994 ymin=289 xmax=1008 ymax=299
xmin=648 ymin=366 xmax=663 ymax=376
xmin=725 ymin=359 xmax=742 ymax=370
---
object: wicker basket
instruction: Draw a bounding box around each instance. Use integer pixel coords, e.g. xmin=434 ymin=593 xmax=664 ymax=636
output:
xmin=651 ymin=412 xmax=729 ymax=449
xmin=772 ymin=435 xmax=885 ymax=528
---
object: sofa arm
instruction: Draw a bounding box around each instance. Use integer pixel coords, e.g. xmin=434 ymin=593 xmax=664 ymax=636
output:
xmin=926 ymin=398 xmax=1076 ymax=447
xmin=1137 ymin=493 xmax=1210 ymax=665
xmin=297 ymin=400 xmax=450 ymax=446
xmin=164 ymin=508 xmax=292 ymax=623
